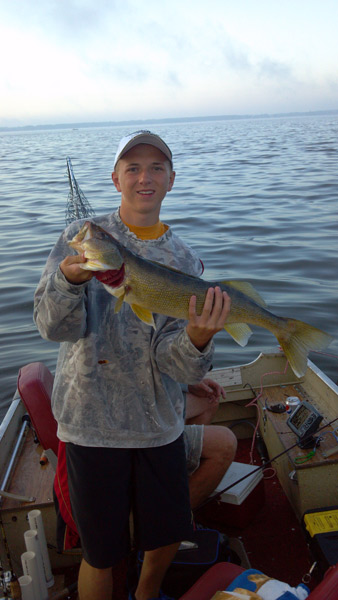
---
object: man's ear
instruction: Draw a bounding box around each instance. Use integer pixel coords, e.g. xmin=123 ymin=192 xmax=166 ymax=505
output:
xmin=168 ymin=170 xmax=176 ymax=192
xmin=112 ymin=171 xmax=121 ymax=192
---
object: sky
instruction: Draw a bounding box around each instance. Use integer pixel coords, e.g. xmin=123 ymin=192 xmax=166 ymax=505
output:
xmin=1 ymin=0 xmax=338 ymax=127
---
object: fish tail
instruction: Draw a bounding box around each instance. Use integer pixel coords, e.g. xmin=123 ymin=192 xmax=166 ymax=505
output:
xmin=277 ymin=318 xmax=333 ymax=378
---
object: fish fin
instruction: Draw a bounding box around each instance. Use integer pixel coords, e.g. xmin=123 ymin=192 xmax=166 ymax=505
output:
xmin=114 ymin=295 xmax=125 ymax=313
xmin=224 ymin=323 xmax=253 ymax=347
xmin=221 ymin=280 xmax=267 ymax=307
xmin=131 ymin=304 xmax=156 ymax=328
xmin=277 ymin=319 xmax=334 ymax=378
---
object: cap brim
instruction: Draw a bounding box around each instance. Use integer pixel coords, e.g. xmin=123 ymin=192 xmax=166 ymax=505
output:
xmin=114 ymin=132 xmax=172 ymax=168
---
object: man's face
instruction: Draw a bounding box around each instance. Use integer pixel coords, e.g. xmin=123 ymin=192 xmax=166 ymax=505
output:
xmin=112 ymin=144 xmax=175 ymax=221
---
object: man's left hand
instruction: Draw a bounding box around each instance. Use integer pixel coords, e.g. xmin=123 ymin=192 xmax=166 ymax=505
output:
xmin=188 ymin=378 xmax=225 ymax=402
xmin=186 ymin=287 xmax=231 ymax=350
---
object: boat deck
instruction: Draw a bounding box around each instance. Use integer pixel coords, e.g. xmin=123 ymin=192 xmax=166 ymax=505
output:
xmin=0 ymin=427 xmax=80 ymax=587
xmin=208 ymin=366 xmax=338 ymax=519
xmin=260 ymin=382 xmax=338 ymax=465
xmin=1 ymin=427 xmax=54 ymax=511
xmin=258 ymin=382 xmax=338 ymax=518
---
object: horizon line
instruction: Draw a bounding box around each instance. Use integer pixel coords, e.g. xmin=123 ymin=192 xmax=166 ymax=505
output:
xmin=1 ymin=108 xmax=338 ymax=133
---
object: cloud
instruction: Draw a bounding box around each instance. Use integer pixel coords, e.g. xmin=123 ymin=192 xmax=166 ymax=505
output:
xmin=1 ymin=0 xmax=338 ymax=125
xmin=166 ymin=71 xmax=182 ymax=88
xmin=89 ymin=61 xmax=150 ymax=83
xmin=257 ymin=58 xmax=293 ymax=80
xmin=1 ymin=0 xmax=120 ymax=41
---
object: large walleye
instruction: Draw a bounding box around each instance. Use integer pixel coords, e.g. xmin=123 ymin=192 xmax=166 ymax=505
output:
xmin=69 ymin=221 xmax=333 ymax=378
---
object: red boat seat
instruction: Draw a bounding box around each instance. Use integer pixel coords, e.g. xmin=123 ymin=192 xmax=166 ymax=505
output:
xmin=179 ymin=561 xmax=338 ymax=600
xmin=179 ymin=563 xmax=244 ymax=599
xmin=17 ymin=362 xmax=59 ymax=457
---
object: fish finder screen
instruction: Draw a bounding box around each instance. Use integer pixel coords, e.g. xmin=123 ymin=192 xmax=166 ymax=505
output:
xmin=286 ymin=399 xmax=323 ymax=440
xmin=289 ymin=404 xmax=309 ymax=428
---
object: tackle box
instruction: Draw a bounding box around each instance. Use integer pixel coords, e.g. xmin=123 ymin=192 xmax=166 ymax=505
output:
xmin=302 ymin=505 xmax=338 ymax=576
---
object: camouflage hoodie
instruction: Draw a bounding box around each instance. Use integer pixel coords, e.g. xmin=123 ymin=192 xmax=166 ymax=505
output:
xmin=34 ymin=210 xmax=214 ymax=448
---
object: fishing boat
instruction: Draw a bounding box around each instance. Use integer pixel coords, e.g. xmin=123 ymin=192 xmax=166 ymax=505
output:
xmin=1 ymin=351 xmax=338 ymax=599
xmin=1 ymin=160 xmax=338 ymax=598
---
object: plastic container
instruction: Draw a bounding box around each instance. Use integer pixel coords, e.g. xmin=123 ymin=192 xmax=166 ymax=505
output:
xmin=200 ymin=462 xmax=265 ymax=528
xmin=302 ymin=506 xmax=338 ymax=576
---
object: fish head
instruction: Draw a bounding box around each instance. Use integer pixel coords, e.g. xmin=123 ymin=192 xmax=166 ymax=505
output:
xmin=68 ymin=221 xmax=124 ymax=271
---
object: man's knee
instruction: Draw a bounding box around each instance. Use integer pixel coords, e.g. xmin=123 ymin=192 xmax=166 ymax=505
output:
xmin=202 ymin=425 xmax=237 ymax=464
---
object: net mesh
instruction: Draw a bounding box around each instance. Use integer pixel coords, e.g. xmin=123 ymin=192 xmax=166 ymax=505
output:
xmin=65 ymin=157 xmax=96 ymax=225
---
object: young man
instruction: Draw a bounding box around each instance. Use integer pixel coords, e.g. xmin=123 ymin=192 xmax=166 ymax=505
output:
xmin=34 ymin=131 xmax=231 ymax=600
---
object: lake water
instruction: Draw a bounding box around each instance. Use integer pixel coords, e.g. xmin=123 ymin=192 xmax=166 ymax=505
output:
xmin=1 ymin=115 xmax=337 ymax=421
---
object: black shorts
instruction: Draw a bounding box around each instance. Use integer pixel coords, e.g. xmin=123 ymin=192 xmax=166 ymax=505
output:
xmin=66 ymin=435 xmax=193 ymax=568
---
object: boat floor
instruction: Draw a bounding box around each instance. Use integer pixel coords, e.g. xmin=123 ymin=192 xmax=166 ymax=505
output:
xmin=196 ymin=438 xmax=321 ymax=590
xmin=1 ymin=387 xmax=328 ymax=598
xmin=99 ymin=439 xmax=323 ymax=599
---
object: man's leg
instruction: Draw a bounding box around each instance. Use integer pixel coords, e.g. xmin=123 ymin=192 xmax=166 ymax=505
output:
xmin=134 ymin=542 xmax=180 ymax=600
xmin=185 ymin=395 xmax=219 ymax=425
xmin=189 ymin=425 xmax=237 ymax=509
xmin=132 ymin=437 xmax=192 ymax=600
xmin=78 ymin=559 xmax=113 ymax=600
xmin=66 ymin=444 xmax=132 ymax=600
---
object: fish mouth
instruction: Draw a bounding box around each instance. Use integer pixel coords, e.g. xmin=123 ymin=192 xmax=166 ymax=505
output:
xmin=69 ymin=222 xmax=124 ymax=272
xmin=94 ymin=264 xmax=125 ymax=288
xmin=68 ymin=224 xmax=91 ymax=252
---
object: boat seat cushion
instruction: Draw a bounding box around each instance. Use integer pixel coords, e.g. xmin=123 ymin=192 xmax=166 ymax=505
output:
xmin=179 ymin=562 xmax=338 ymax=600
xmin=17 ymin=362 xmax=59 ymax=456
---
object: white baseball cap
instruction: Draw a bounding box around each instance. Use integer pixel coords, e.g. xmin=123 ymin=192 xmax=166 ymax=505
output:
xmin=113 ymin=130 xmax=173 ymax=169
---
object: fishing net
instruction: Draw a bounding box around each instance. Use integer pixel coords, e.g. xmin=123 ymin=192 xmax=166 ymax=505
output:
xmin=65 ymin=157 xmax=96 ymax=225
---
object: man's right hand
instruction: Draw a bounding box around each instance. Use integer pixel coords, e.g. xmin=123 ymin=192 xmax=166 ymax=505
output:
xmin=60 ymin=255 xmax=94 ymax=284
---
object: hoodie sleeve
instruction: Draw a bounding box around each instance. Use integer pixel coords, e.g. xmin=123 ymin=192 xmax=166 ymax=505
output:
xmin=33 ymin=225 xmax=89 ymax=342
xmin=151 ymin=316 xmax=214 ymax=385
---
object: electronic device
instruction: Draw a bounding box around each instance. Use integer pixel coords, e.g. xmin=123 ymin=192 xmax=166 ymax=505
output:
xmin=286 ymin=400 xmax=323 ymax=448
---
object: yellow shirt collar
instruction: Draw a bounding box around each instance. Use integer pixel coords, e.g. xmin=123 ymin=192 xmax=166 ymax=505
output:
xmin=122 ymin=219 xmax=169 ymax=240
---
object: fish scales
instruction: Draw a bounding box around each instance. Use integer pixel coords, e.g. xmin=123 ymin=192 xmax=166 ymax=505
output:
xmin=123 ymin=250 xmax=287 ymax=332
